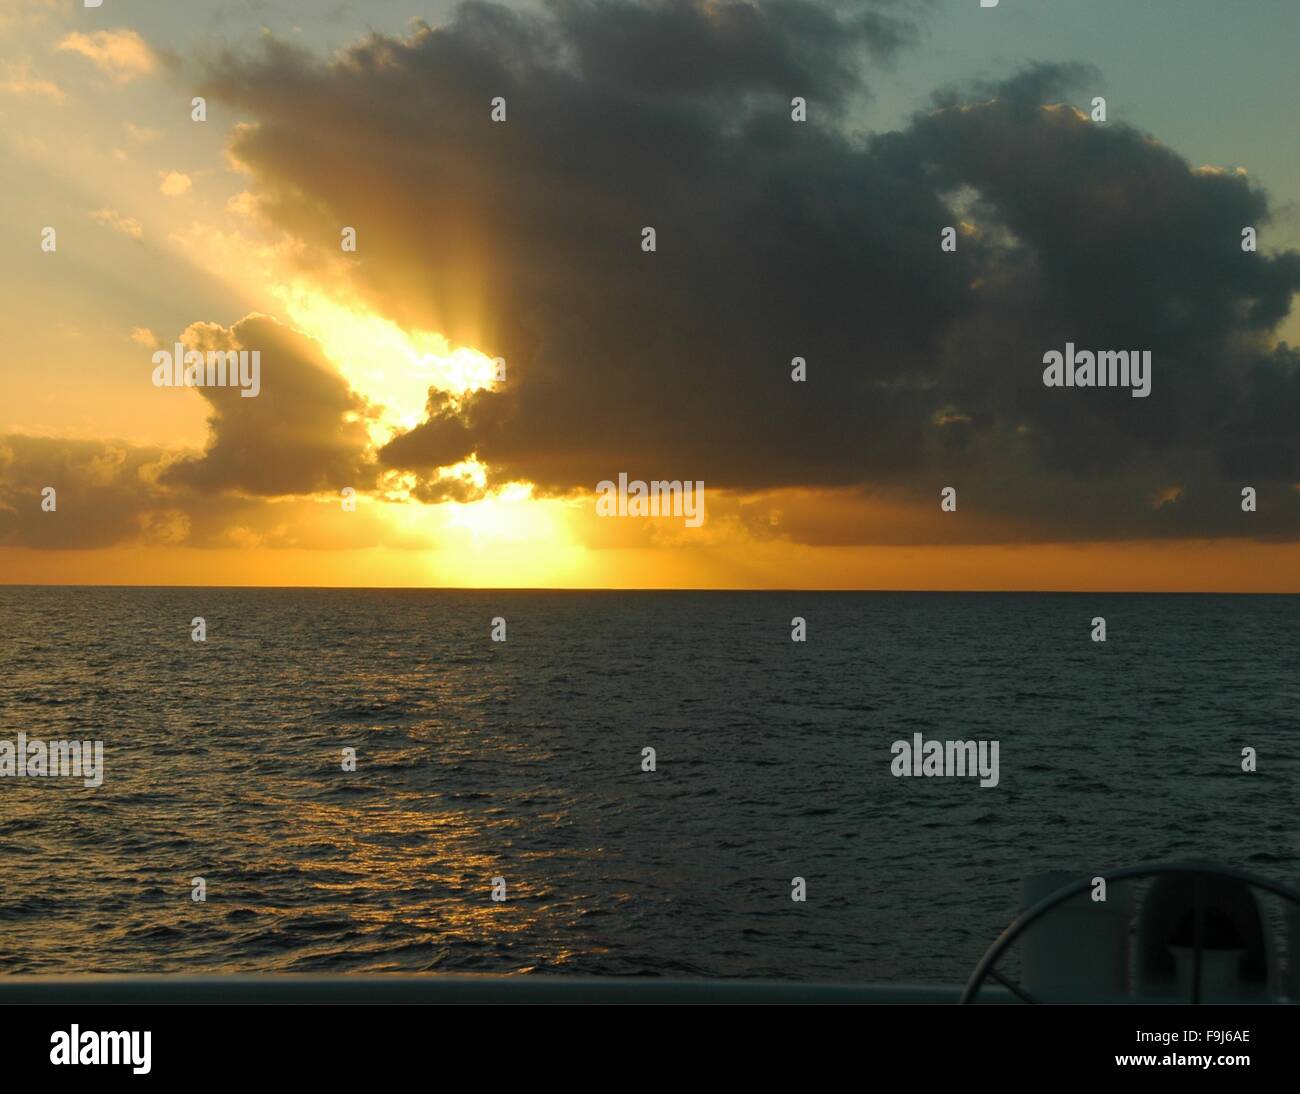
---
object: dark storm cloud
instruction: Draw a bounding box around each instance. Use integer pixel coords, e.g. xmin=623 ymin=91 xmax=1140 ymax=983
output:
xmin=548 ymin=0 xmax=921 ymax=102
xmin=160 ymin=315 xmax=378 ymax=496
xmin=198 ymin=0 xmax=1300 ymax=542
xmin=900 ymin=75 xmax=1300 ymax=495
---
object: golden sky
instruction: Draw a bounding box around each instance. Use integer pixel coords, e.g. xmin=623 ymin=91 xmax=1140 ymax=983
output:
xmin=1 ymin=1 xmax=1297 ymax=590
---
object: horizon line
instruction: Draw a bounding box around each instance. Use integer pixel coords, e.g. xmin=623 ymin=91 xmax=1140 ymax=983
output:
xmin=0 ymin=583 xmax=1295 ymax=595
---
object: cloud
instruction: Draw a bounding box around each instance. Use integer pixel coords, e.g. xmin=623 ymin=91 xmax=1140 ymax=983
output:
xmin=126 ymin=122 xmax=162 ymax=144
xmin=0 ymin=311 xmax=386 ymax=549
xmin=159 ymin=170 xmax=193 ymax=196
xmin=0 ymin=0 xmax=61 ymax=39
xmin=159 ymin=314 xmax=379 ymax=497
xmin=0 ymin=312 xmax=385 ymax=548
xmin=0 ymin=435 xmax=179 ymax=550
xmin=0 ymin=61 xmax=65 ymax=102
xmin=547 ymin=0 xmax=920 ymax=103
xmin=55 ymin=28 xmax=158 ymax=83
xmin=185 ymin=1 xmax=1300 ymax=543
xmin=0 ymin=434 xmax=398 ymax=551
xmin=226 ymin=190 xmax=261 ymax=218
xmin=90 ymin=207 xmax=143 ymax=240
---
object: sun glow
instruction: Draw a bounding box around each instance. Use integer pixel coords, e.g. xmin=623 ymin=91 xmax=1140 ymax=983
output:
xmin=255 ymin=282 xmax=599 ymax=584
xmin=377 ymin=480 xmax=590 ymax=586
xmin=445 ymin=482 xmax=553 ymax=542
xmin=276 ymin=285 xmax=498 ymax=443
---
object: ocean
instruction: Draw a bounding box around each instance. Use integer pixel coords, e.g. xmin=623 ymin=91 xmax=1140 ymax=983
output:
xmin=0 ymin=588 xmax=1295 ymax=981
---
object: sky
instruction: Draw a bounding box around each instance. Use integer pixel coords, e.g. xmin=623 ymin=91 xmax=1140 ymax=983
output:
xmin=1 ymin=0 xmax=1297 ymax=589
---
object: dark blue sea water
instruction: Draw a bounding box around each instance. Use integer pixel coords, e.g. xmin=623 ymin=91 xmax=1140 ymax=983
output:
xmin=0 ymin=588 xmax=1295 ymax=980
